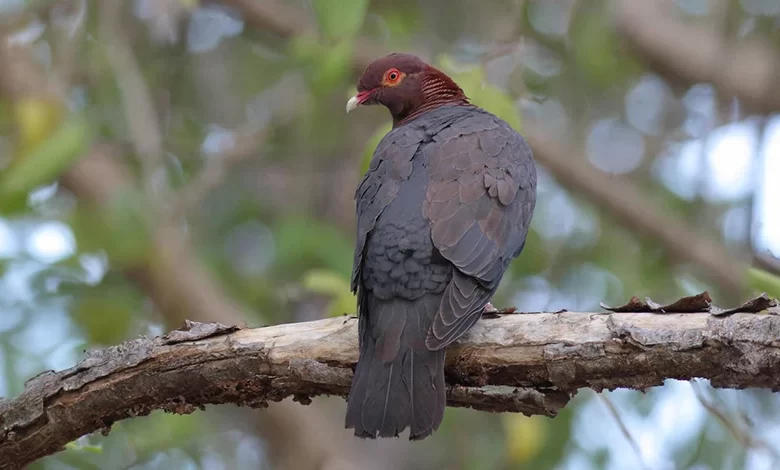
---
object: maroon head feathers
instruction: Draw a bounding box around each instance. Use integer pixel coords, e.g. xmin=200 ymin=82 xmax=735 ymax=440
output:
xmin=346 ymin=53 xmax=470 ymax=126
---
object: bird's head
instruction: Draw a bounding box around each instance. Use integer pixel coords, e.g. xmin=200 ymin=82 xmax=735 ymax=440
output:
xmin=346 ymin=53 xmax=469 ymax=126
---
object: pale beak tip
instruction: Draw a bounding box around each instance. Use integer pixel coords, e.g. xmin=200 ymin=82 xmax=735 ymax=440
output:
xmin=346 ymin=96 xmax=360 ymax=113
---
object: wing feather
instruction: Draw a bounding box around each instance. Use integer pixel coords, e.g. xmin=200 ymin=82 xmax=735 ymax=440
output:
xmin=424 ymin=112 xmax=536 ymax=350
xmin=351 ymin=127 xmax=425 ymax=292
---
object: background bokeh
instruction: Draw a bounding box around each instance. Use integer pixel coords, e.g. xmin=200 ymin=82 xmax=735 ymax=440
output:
xmin=1 ymin=0 xmax=780 ymax=469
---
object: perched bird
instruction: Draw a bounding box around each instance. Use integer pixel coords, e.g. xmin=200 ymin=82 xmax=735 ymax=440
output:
xmin=345 ymin=53 xmax=537 ymax=440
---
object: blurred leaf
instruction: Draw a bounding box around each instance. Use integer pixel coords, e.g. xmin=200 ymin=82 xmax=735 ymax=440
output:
xmin=569 ymin=5 xmax=642 ymax=89
xmin=0 ymin=100 xmax=14 ymax=136
xmin=69 ymin=188 xmax=153 ymax=268
xmin=303 ymin=268 xmax=349 ymax=295
xmin=522 ymin=407 xmax=574 ymax=469
xmin=289 ymin=33 xmax=323 ymax=64
xmin=746 ymin=267 xmax=780 ymax=300
xmin=523 ymin=66 xmax=557 ymax=95
xmin=311 ymin=39 xmax=353 ymax=96
xmin=510 ymin=228 xmax=547 ymax=277
xmin=46 ymin=449 xmax=103 ymax=470
xmin=0 ymin=114 xmax=91 ymax=209
xmin=12 ymin=98 xmax=64 ymax=159
xmin=65 ymin=442 xmax=104 ymax=454
xmin=125 ymin=413 xmax=203 ymax=459
xmin=313 ymin=0 xmax=369 ymax=39
xmin=85 ymin=413 xmax=205 ymax=468
xmin=437 ymin=56 xmax=523 ymax=131
xmin=272 ymin=215 xmax=353 ymax=279
xmin=503 ymin=414 xmax=548 ymax=464
xmin=361 ymin=121 xmax=392 ymax=174
xmin=371 ymin=6 xmax=419 ymax=42
xmin=71 ymin=277 xmax=140 ymax=345
xmin=302 ymin=268 xmax=355 ymax=316
xmin=0 ymin=192 xmax=27 ymax=215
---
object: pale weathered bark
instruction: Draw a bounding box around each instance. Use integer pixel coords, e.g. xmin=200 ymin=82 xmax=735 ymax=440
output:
xmin=3 ymin=306 xmax=780 ymax=469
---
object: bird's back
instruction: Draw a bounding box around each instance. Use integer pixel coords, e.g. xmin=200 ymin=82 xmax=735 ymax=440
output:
xmin=347 ymin=104 xmax=536 ymax=439
xmin=355 ymin=104 xmax=535 ymax=298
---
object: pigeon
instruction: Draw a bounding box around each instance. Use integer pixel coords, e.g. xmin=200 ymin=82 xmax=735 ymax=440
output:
xmin=345 ymin=53 xmax=537 ymax=440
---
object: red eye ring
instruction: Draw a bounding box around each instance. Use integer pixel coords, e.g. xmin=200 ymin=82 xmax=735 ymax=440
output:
xmin=384 ymin=68 xmax=402 ymax=84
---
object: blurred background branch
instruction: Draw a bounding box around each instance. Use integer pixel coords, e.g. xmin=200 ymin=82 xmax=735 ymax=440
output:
xmin=596 ymin=392 xmax=649 ymax=470
xmin=615 ymin=0 xmax=780 ymax=114
xmin=524 ymin=127 xmax=748 ymax=296
xmin=99 ymin=0 xmax=165 ymax=191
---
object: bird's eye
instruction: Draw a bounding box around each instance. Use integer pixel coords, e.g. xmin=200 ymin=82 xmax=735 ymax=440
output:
xmin=384 ymin=69 xmax=402 ymax=85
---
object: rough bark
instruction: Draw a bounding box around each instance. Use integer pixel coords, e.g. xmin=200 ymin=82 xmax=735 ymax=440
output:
xmin=3 ymin=309 xmax=780 ymax=469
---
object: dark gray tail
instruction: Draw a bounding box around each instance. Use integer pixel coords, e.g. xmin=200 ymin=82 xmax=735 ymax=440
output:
xmin=345 ymin=293 xmax=446 ymax=440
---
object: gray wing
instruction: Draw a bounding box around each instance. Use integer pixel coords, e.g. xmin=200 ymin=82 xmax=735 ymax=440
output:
xmin=351 ymin=127 xmax=426 ymax=293
xmin=423 ymin=112 xmax=536 ymax=350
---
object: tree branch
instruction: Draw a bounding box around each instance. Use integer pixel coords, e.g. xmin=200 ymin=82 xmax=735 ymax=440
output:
xmin=523 ymin=126 xmax=748 ymax=295
xmin=3 ymin=309 xmax=780 ymax=469
xmin=614 ymin=0 xmax=780 ymax=113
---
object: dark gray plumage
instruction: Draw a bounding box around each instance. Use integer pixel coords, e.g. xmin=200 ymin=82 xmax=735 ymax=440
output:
xmin=345 ymin=54 xmax=537 ymax=440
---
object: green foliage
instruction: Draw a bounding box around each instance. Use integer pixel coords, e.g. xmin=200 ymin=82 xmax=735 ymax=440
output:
xmin=746 ymin=267 xmax=780 ymax=300
xmin=121 ymin=413 xmax=204 ymax=460
xmin=313 ymin=0 xmax=369 ymax=40
xmin=64 ymin=442 xmax=103 ymax=454
xmin=294 ymin=0 xmax=367 ymax=95
xmin=70 ymin=274 xmax=142 ymax=345
xmin=370 ymin=4 xmax=420 ymax=42
xmin=523 ymin=66 xmax=557 ymax=96
xmin=311 ymin=39 xmax=354 ymax=95
xmin=68 ymin=188 xmax=153 ymax=269
xmin=504 ymin=409 xmax=573 ymax=469
xmin=272 ymin=215 xmax=353 ymax=280
xmin=569 ymin=5 xmax=642 ymax=89
xmin=510 ymin=228 xmax=548 ymax=277
xmin=290 ymin=35 xmax=352 ymax=101
xmin=437 ymin=55 xmax=523 ymax=132
xmin=0 ymin=114 xmax=91 ymax=214
xmin=46 ymin=412 xmax=206 ymax=469
xmin=302 ymin=268 xmax=355 ymax=316
xmin=360 ymin=121 xmax=392 ymax=174
xmin=12 ymin=98 xmax=65 ymax=159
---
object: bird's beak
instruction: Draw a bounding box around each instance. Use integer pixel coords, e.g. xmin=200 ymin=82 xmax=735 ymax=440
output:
xmin=346 ymin=90 xmax=373 ymax=113
xmin=346 ymin=96 xmax=360 ymax=113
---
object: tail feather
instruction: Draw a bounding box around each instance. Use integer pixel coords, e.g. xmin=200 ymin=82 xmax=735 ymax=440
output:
xmin=346 ymin=293 xmax=446 ymax=440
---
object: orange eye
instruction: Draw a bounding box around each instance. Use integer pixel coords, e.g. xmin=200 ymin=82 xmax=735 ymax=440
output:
xmin=384 ymin=68 xmax=402 ymax=85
